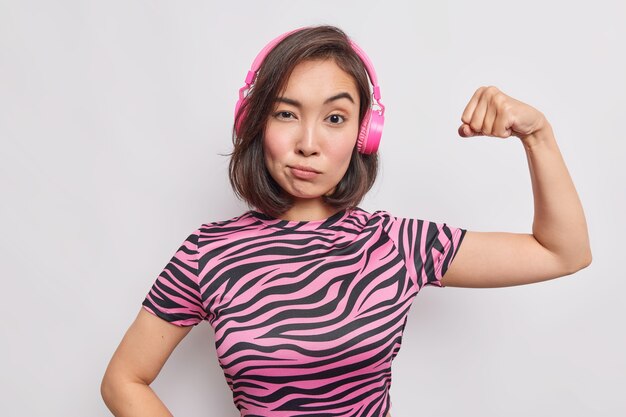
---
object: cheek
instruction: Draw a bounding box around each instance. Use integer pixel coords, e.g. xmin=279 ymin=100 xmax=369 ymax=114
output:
xmin=262 ymin=132 xmax=278 ymax=164
xmin=332 ymin=134 xmax=358 ymax=163
xmin=327 ymin=147 xmax=354 ymax=182
xmin=263 ymin=124 xmax=288 ymax=161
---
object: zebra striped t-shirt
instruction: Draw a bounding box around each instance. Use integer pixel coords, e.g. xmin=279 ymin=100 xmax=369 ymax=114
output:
xmin=142 ymin=206 xmax=466 ymax=417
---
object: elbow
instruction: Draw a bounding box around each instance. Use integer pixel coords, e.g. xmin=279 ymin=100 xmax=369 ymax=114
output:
xmin=100 ymin=373 xmax=117 ymax=408
xmin=101 ymin=374 xmax=135 ymax=414
xmin=101 ymin=369 xmax=152 ymax=412
xmin=564 ymin=248 xmax=593 ymax=275
xmin=581 ymin=250 xmax=593 ymax=270
xmin=579 ymin=246 xmax=593 ymax=270
xmin=101 ymin=370 xmax=128 ymax=410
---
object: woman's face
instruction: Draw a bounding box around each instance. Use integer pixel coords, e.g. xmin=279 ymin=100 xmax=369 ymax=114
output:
xmin=263 ymin=59 xmax=360 ymax=206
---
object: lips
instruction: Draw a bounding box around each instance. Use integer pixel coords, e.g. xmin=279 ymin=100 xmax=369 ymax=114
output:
xmin=290 ymin=165 xmax=321 ymax=174
xmin=290 ymin=165 xmax=321 ymax=180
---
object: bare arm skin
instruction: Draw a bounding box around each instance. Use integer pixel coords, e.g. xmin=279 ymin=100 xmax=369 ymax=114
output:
xmin=441 ymin=87 xmax=592 ymax=288
xmin=101 ymin=308 xmax=193 ymax=416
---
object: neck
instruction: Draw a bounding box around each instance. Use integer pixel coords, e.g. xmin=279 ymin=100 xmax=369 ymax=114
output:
xmin=278 ymin=198 xmax=342 ymax=222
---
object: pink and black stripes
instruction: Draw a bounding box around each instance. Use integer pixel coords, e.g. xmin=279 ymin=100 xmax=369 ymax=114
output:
xmin=142 ymin=231 xmax=206 ymax=326
xmin=142 ymin=207 xmax=466 ymax=416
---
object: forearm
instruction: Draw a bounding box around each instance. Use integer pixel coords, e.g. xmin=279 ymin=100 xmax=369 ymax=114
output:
xmin=520 ymin=120 xmax=592 ymax=271
xmin=101 ymin=379 xmax=173 ymax=417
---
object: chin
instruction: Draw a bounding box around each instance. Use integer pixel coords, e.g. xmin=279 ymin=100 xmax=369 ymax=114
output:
xmin=281 ymin=181 xmax=337 ymax=200
xmin=286 ymin=189 xmax=329 ymax=200
xmin=291 ymin=193 xmax=325 ymax=200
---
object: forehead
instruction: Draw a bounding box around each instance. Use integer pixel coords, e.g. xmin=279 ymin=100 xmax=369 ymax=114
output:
xmin=281 ymin=59 xmax=358 ymax=97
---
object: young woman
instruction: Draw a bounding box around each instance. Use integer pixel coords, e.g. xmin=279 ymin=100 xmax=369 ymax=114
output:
xmin=101 ymin=25 xmax=592 ymax=417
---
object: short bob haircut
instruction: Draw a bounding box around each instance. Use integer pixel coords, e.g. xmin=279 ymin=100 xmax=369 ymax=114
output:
xmin=228 ymin=25 xmax=379 ymax=219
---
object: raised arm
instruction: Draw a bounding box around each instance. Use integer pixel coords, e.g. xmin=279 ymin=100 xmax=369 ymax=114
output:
xmin=101 ymin=308 xmax=193 ymax=416
xmin=441 ymin=86 xmax=592 ymax=288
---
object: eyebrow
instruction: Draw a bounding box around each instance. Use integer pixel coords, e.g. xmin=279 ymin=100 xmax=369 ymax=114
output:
xmin=274 ymin=92 xmax=355 ymax=108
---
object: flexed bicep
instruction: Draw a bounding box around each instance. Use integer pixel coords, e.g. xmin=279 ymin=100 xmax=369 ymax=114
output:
xmin=440 ymin=230 xmax=578 ymax=288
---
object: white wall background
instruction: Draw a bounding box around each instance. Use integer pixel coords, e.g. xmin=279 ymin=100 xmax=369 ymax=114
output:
xmin=1 ymin=0 xmax=624 ymax=416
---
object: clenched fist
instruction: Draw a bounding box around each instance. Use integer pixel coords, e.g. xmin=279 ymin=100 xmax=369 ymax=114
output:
xmin=458 ymin=86 xmax=548 ymax=141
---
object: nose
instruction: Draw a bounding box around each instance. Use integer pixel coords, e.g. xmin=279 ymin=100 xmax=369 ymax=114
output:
xmin=296 ymin=122 xmax=320 ymax=156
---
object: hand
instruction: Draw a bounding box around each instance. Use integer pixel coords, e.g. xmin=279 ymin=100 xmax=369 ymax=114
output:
xmin=458 ymin=86 xmax=547 ymax=141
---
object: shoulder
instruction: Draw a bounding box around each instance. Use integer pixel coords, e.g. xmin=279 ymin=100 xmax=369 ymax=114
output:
xmin=198 ymin=211 xmax=258 ymax=233
xmin=340 ymin=207 xmax=408 ymax=239
xmin=350 ymin=206 xmax=394 ymax=223
xmin=353 ymin=207 xmax=404 ymax=229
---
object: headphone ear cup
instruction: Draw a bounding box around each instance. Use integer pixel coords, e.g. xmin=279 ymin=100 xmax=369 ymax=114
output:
xmin=356 ymin=109 xmax=371 ymax=154
xmin=357 ymin=109 xmax=384 ymax=154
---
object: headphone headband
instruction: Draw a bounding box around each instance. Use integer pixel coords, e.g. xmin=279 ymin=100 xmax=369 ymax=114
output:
xmin=243 ymin=27 xmax=382 ymax=103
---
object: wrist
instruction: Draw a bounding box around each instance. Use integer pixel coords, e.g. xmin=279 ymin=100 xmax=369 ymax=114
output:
xmin=519 ymin=116 xmax=553 ymax=149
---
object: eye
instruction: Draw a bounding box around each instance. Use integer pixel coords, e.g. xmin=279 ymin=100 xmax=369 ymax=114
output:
xmin=274 ymin=111 xmax=295 ymax=120
xmin=327 ymin=114 xmax=346 ymax=124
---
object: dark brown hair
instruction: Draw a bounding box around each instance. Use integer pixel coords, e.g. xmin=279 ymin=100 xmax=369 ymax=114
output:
xmin=228 ymin=25 xmax=379 ymax=219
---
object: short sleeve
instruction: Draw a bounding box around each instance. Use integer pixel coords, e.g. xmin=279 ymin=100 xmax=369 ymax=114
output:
xmin=142 ymin=227 xmax=207 ymax=326
xmin=379 ymin=211 xmax=467 ymax=289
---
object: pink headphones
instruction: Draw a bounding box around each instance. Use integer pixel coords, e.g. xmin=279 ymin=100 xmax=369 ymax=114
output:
xmin=234 ymin=27 xmax=385 ymax=154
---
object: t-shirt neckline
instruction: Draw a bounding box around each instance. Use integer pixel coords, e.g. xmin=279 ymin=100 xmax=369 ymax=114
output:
xmin=249 ymin=207 xmax=355 ymax=230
